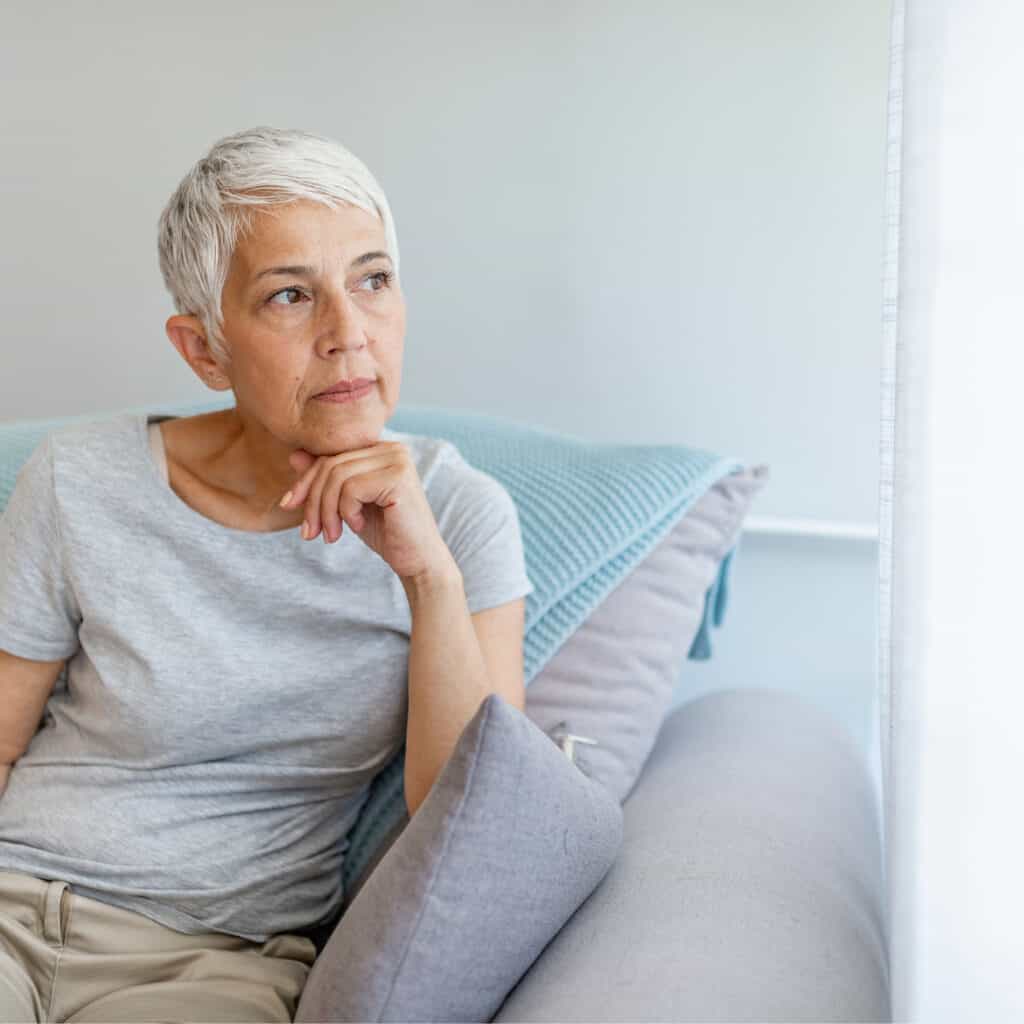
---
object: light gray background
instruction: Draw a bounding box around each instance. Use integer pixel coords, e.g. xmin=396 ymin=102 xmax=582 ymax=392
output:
xmin=0 ymin=0 xmax=890 ymax=811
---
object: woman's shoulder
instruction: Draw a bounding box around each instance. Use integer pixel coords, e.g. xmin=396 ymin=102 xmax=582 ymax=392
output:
xmin=30 ymin=412 xmax=146 ymax=501
xmin=42 ymin=411 xmax=142 ymax=463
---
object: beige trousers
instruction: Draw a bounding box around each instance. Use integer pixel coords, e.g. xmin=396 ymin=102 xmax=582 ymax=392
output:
xmin=0 ymin=870 xmax=318 ymax=1023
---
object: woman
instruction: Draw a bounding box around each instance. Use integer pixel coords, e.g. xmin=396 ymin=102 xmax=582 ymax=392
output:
xmin=0 ymin=126 xmax=533 ymax=1022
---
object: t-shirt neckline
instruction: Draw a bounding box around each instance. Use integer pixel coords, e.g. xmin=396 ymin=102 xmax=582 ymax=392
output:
xmin=133 ymin=413 xmax=306 ymax=542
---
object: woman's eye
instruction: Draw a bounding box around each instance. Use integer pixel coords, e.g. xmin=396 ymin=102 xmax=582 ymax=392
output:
xmin=268 ymin=287 xmax=306 ymax=306
xmin=362 ymin=270 xmax=393 ymax=293
xmin=267 ymin=272 xmax=391 ymax=307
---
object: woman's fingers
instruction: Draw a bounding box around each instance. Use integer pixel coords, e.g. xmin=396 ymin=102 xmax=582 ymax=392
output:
xmin=318 ymin=466 xmax=373 ymax=543
xmin=280 ymin=460 xmax=320 ymax=510
xmin=319 ymin=469 xmax=345 ymax=543
xmin=302 ymin=464 xmax=328 ymax=540
xmin=284 ymin=449 xmax=396 ymax=542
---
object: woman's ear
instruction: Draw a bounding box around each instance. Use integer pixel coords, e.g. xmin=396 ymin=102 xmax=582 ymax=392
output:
xmin=165 ymin=314 xmax=230 ymax=389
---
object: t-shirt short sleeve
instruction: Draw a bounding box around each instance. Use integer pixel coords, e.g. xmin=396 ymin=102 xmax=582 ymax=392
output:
xmin=431 ymin=445 xmax=534 ymax=615
xmin=0 ymin=434 xmax=82 ymax=661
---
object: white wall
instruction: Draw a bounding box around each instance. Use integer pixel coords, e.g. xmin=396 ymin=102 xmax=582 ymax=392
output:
xmin=0 ymin=0 xmax=891 ymax=804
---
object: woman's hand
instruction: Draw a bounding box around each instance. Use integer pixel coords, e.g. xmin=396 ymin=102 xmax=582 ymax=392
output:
xmin=279 ymin=442 xmax=456 ymax=582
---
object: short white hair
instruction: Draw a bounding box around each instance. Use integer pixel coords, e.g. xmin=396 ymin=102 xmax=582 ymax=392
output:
xmin=157 ymin=125 xmax=400 ymax=366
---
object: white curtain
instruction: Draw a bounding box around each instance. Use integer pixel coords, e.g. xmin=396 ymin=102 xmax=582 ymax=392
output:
xmin=880 ymin=1 xmax=1024 ymax=1019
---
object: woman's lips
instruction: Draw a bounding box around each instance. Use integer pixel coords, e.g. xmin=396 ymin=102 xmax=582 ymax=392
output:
xmin=313 ymin=381 xmax=375 ymax=403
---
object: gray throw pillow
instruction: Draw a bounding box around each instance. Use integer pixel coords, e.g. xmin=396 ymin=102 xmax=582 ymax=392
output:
xmin=294 ymin=693 xmax=624 ymax=1024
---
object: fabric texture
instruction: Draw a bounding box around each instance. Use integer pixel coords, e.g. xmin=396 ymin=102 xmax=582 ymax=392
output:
xmin=493 ymin=689 xmax=890 ymax=1023
xmin=0 ymin=409 xmax=532 ymax=942
xmin=294 ymin=692 xmax=624 ymax=1024
xmin=0 ymin=869 xmax=316 ymax=1023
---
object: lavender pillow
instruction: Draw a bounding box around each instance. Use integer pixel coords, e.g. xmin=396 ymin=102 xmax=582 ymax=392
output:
xmin=294 ymin=693 xmax=623 ymax=1023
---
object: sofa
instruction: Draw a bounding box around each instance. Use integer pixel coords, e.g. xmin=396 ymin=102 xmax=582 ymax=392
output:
xmin=0 ymin=399 xmax=890 ymax=1022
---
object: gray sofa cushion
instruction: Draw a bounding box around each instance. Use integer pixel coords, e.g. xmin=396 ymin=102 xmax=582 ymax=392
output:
xmin=493 ymin=688 xmax=890 ymax=1023
xmin=294 ymin=693 xmax=624 ymax=1023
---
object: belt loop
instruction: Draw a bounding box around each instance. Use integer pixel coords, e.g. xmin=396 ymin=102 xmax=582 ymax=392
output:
xmin=43 ymin=880 xmax=71 ymax=946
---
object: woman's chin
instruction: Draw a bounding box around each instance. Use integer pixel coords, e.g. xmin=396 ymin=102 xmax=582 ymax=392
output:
xmin=302 ymin=421 xmax=383 ymax=454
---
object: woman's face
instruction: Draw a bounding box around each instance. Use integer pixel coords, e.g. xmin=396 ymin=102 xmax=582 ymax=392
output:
xmin=217 ymin=198 xmax=406 ymax=455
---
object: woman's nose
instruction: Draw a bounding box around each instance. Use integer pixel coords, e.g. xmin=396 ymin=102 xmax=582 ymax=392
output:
xmin=316 ymin=290 xmax=366 ymax=351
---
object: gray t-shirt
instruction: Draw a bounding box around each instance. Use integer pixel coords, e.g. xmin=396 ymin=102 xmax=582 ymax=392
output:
xmin=0 ymin=411 xmax=533 ymax=942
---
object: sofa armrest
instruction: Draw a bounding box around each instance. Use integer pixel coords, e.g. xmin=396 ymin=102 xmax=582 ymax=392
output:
xmin=494 ymin=688 xmax=890 ymax=1023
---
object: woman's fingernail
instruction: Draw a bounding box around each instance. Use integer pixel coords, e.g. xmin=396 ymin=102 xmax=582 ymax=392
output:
xmin=279 ymin=490 xmax=293 ymax=508
xmin=301 ymin=521 xmax=310 ymax=539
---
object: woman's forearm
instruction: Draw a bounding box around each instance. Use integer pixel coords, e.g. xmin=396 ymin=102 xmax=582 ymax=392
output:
xmin=400 ymin=561 xmax=495 ymax=817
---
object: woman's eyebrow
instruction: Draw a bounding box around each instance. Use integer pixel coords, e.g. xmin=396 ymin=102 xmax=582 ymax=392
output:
xmin=251 ymin=251 xmax=392 ymax=283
